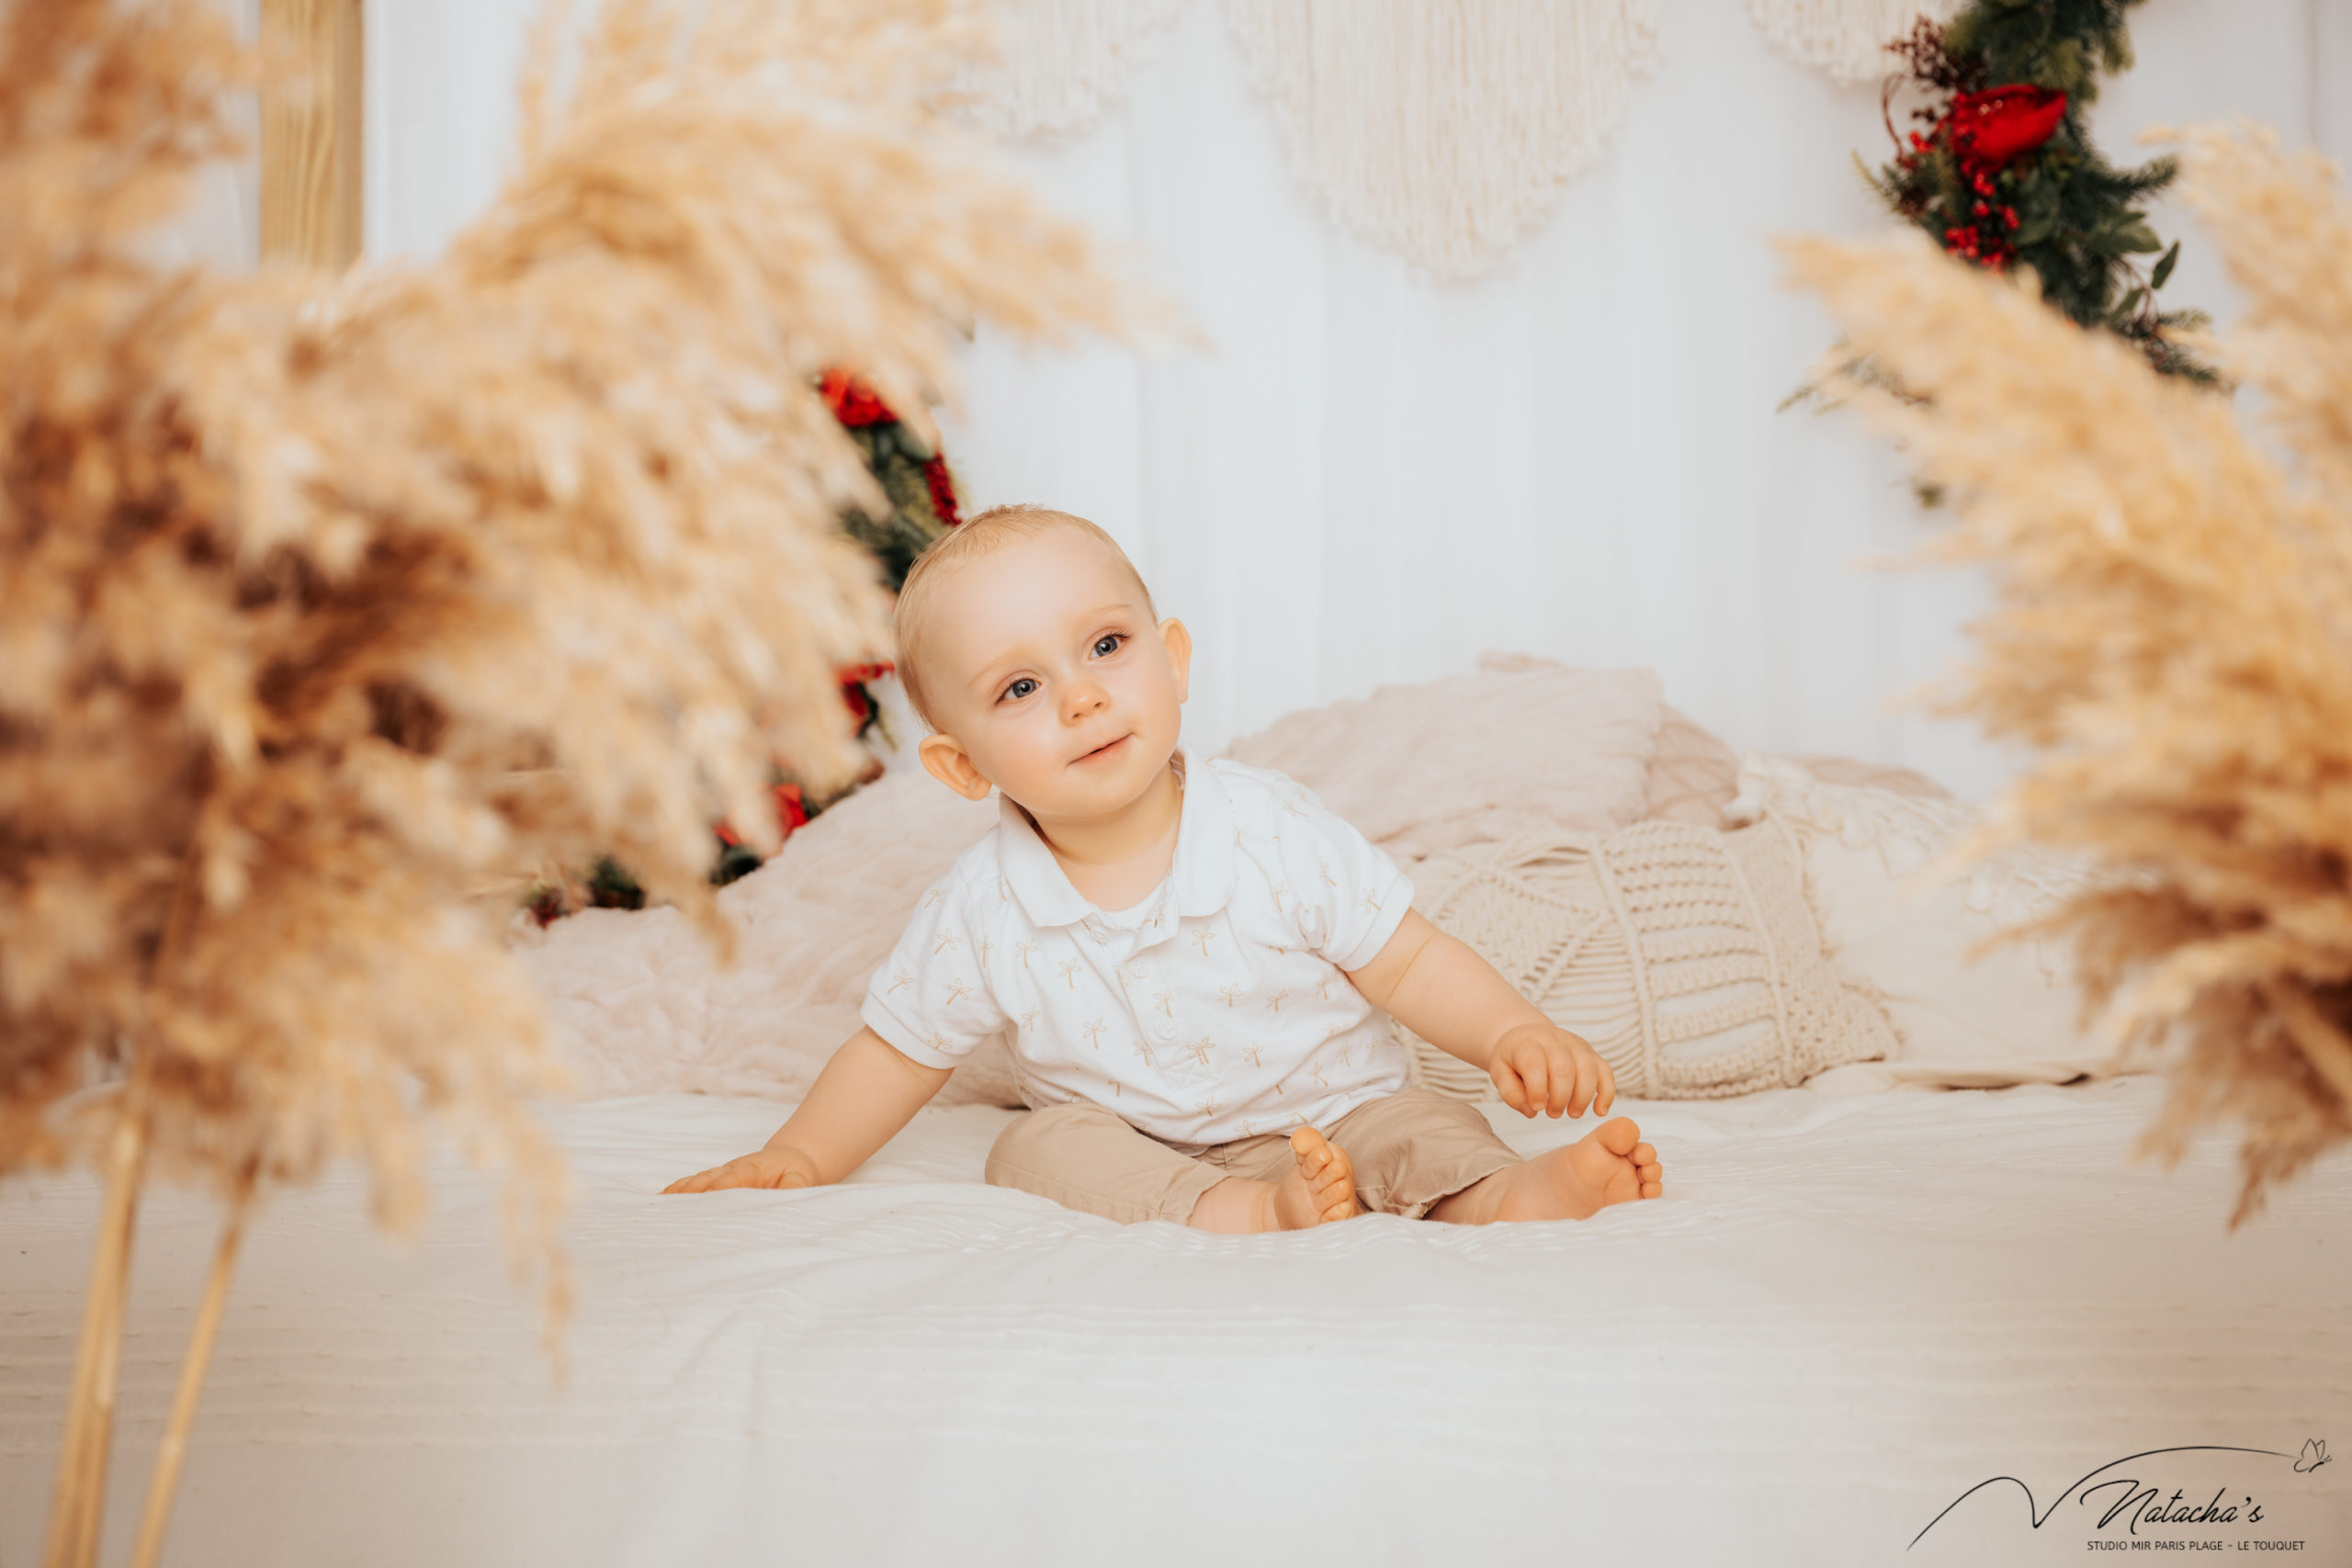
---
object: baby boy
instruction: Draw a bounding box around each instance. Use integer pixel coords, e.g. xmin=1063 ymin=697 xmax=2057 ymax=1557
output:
xmin=667 ymin=506 xmax=1664 ymax=1230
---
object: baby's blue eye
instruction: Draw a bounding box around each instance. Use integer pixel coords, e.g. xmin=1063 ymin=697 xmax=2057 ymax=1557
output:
xmin=1001 ymin=677 xmax=1039 ymax=703
xmin=1092 ymin=634 xmax=1124 ymax=658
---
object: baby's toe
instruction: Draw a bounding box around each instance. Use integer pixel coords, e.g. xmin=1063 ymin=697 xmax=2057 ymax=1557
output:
xmin=1592 ymin=1117 xmax=1642 ymax=1157
xmin=1317 ymin=1148 xmax=1360 ymax=1218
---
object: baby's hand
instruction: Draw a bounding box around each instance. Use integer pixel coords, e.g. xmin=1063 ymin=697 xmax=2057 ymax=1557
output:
xmin=662 ymin=1145 xmax=824 ymax=1195
xmin=1488 ymin=1022 xmax=1614 ymax=1120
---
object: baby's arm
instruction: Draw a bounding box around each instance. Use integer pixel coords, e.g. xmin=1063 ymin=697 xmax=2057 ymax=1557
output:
xmin=1345 ymin=909 xmax=1615 ymax=1120
xmin=662 ymin=1026 xmax=952 ymax=1193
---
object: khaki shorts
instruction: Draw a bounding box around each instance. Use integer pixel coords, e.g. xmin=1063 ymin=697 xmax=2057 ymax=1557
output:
xmin=984 ymin=1087 xmax=1521 ymax=1225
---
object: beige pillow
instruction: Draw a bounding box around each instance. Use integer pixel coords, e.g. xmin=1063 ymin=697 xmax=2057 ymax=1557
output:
xmin=1642 ymin=704 xmax=1744 ymax=827
xmin=1639 ymin=708 xmax=1953 ymax=830
xmin=1393 ymin=817 xmax=1896 ymax=1100
xmin=520 ymin=765 xmax=1027 ymax=1108
xmin=1221 ymin=653 xmax=1661 ymax=862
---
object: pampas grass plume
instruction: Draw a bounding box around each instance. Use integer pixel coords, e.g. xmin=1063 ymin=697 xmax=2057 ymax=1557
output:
xmin=0 ymin=0 xmax=1154 ymax=1319
xmin=1784 ymin=123 xmax=2352 ymax=1224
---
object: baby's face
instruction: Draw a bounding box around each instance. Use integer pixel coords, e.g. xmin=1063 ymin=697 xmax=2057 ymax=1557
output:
xmin=917 ymin=529 xmax=1187 ymax=822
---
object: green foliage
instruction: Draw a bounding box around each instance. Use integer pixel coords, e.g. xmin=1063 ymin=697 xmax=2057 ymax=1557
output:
xmin=841 ymin=418 xmax=955 ymax=591
xmin=1871 ymin=0 xmax=2214 ymax=384
xmin=1946 ymin=0 xmax=2140 ymax=98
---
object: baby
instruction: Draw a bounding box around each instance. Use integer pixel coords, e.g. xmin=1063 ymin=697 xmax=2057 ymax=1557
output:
xmin=666 ymin=506 xmax=1664 ymax=1229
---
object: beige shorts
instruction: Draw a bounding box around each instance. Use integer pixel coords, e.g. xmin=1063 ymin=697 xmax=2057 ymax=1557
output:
xmin=984 ymin=1087 xmax=1521 ymax=1225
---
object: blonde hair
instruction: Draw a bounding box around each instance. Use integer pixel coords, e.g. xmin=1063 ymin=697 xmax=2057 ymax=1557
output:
xmin=892 ymin=504 xmax=1156 ymax=729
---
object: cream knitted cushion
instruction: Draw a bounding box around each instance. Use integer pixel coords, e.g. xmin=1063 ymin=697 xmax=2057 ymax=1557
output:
xmin=1394 ymin=816 xmax=1896 ymax=1100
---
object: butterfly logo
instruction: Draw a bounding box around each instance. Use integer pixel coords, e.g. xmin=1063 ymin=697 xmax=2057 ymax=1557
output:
xmin=2295 ymin=1438 xmax=2330 ymax=1473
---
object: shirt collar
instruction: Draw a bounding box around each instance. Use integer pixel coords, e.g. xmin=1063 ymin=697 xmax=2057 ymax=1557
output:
xmin=995 ymin=746 xmax=1237 ymax=929
xmin=1168 ymin=750 xmax=1237 ymax=919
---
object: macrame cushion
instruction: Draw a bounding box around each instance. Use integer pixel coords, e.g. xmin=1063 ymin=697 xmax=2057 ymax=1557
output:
xmin=1394 ymin=817 xmax=1896 ymax=1100
xmin=1726 ymin=756 xmax=2126 ymax=1090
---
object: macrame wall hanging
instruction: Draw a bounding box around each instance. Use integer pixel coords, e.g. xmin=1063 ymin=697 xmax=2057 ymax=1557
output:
xmin=959 ymin=0 xmax=1953 ymax=276
xmin=1745 ymin=0 xmax=1965 ymax=85
xmin=956 ymin=0 xmax=1661 ymax=280
xmin=1223 ymin=0 xmax=1663 ymax=280
xmin=955 ymin=0 xmax=1192 ymax=138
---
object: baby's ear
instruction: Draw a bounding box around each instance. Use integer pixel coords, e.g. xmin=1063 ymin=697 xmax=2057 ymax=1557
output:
xmin=919 ymin=732 xmax=995 ymax=801
xmin=1159 ymin=616 xmax=1193 ymax=704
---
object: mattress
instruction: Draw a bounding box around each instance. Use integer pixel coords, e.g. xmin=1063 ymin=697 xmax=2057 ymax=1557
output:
xmin=3 ymin=1077 xmax=2346 ymax=1565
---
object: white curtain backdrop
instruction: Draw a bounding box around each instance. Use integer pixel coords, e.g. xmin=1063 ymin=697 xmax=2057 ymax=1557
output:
xmin=367 ymin=0 xmax=2350 ymax=802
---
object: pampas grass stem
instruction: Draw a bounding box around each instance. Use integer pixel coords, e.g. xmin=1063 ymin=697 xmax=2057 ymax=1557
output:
xmin=127 ymin=1166 xmax=257 ymax=1568
xmin=42 ymin=1081 xmax=151 ymax=1568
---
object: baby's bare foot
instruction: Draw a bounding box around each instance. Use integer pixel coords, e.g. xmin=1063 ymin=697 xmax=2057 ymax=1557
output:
xmin=1430 ymin=1117 xmax=1662 ymax=1224
xmin=1499 ymin=1117 xmax=1660 ymax=1221
xmin=1269 ymin=1126 xmax=1361 ymax=1229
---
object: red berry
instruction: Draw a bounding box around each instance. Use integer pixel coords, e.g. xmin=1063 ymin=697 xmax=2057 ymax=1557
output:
xmin=2002 ymin=206 xmax=2018 ymax=228
xmin=1973 ymin=200 xmax=1988 ymax=217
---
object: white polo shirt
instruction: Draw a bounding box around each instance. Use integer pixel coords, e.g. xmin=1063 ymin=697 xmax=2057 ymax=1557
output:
xmin=861 ymin=751 xmax=1415 ymax=1150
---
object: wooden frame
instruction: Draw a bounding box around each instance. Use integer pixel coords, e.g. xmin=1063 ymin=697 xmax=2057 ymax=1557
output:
xmin=259 ymin=0 xmax=364 ymax=267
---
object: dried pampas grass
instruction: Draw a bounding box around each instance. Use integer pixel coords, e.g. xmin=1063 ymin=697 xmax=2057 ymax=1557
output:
xmin=0 ymin=0 xmax=1148 ymax=1562
xmin=1783 ymin=123 xmax=2352 ymax=1225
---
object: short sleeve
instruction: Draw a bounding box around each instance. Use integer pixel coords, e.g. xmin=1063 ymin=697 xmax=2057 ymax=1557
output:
xmin=1262 ymin=775 xmax=1413 ymax=971
xmin=859 ymin=870 xmax=1010 ymax=1069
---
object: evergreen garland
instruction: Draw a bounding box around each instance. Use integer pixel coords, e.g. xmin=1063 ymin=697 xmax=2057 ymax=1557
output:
xmin=1866 ymin=0 xmax=2212 ymax=382
xmin=823 ymin=367 xmax=964 ymax=590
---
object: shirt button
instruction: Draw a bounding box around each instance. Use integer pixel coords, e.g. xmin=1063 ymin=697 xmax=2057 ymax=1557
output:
xmin=1154 ymin=1021 xmax=1175 ymax=1042
xmin=1128 ymin=964 xmax=1147 ymax=979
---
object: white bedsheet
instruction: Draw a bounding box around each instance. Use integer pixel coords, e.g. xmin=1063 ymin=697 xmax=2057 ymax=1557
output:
xmin=4 ymin=1078 xmax=2346 ymax=1565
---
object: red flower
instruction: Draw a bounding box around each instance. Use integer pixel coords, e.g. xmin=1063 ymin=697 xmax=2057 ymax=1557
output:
xmin=1948 ymin=85 xmax=2067 ymax=167
xmin=820 ymin=367 xmax=896 ymax=428
xmin=922 ymin=453 xmax=961 ymax=529
xmin=775 ymin=782 xmax=808 ymax=838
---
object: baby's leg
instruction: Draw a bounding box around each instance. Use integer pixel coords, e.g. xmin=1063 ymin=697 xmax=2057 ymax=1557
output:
xmin=985 ymin=1102 xmax=1232 ymax=1225
xmin=985 ymin=1102 xmax=1356 ymax=1230
xmin=1187 ymin=1127 xmax=1360 ymax=1234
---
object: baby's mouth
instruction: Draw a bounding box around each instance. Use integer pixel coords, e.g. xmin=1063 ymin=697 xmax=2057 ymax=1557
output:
xmin=1073 ymin=734 xmax=1131 ymax=765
